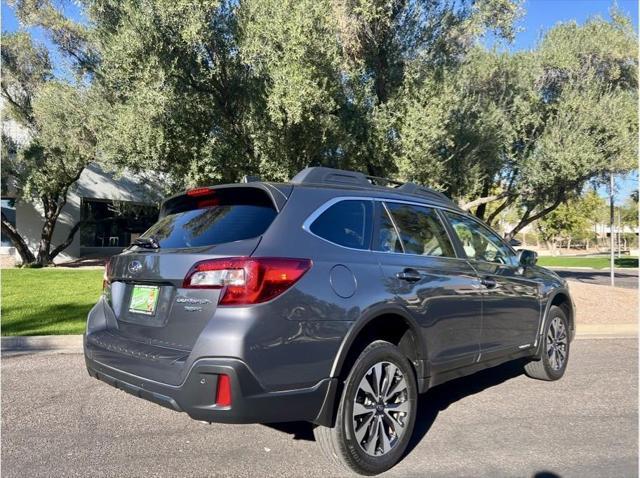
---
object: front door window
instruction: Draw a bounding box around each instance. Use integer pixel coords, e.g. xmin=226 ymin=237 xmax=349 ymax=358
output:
xmin=444 ymin=212 xmax=517 ymax=266
xmin=375 ymin=202 xmax=455 ymax=257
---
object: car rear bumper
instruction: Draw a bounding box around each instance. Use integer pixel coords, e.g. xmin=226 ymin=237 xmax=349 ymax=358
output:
xmin=84 ymin=336 xmax=337 ymax=424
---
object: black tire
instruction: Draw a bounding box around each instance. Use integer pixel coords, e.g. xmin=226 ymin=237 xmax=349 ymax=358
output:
xmin=314 ymin=340 xmax=418 ymax=476
xmin=524 ymin=305 xmax=570 ymax=381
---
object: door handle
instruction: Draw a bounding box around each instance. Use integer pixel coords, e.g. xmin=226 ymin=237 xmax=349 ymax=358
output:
xmin=481 ymin=277 xmax=497 ymax=288
xmin=396 ymin=268 xmax=421 ymax=282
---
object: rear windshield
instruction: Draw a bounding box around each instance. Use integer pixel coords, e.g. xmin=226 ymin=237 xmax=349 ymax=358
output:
xmin=140 ymin=188 xmax=277 ymax=248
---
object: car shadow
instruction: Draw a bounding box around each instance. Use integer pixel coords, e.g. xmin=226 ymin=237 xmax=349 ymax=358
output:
xmin=404 ymin=358 xmax=528 ymax=455
xmin=262 ymin=421 xmax=316 ymax=441
xmin=262 ymin=358 xmax=528 ymax=449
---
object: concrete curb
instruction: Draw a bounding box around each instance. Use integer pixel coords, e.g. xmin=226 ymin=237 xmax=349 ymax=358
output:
xmin=1 ymin=335 xmax=83 ymax=353
xmin=574 ymin=324 xmax=638 ymax=339
xmin=2 ymin=325 xmax=637 ymax=354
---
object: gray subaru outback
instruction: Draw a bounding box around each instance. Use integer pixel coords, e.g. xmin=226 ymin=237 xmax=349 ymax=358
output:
xmin=84 ymin=166 xmax=574 ymax=475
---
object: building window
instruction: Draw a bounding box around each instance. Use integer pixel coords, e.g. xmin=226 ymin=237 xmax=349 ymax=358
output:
xmin=80 ymin=199 xmax=158 ymax=248
xmin=1 ymin=199 xmax=16 ymax=247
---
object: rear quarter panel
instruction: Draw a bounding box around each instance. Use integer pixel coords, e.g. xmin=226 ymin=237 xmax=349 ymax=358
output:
xmin=244 ymin=187 xmax=396 ymax=389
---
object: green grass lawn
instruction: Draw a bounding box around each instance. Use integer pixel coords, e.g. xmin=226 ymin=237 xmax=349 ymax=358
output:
xmin=537 ymin=255 xmax=639 ymax=269
xmin=1 ymin=268 xmax=103 ymax=336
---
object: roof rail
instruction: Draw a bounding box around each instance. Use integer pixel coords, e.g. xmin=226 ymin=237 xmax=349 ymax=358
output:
xmin=290 ymin=167 xmax=454 ymax=205
xmin=290 ymin=167 xmax=369 ymax=186
xmin=395 ymin=183 xmax=451 ymax=203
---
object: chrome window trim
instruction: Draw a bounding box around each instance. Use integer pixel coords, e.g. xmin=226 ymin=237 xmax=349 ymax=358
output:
xmin=381 ymin=201 xmax=406 ymax=253
xmin=302 ymin=197 xmax=375 ymax=253
xmin=302 ymin=195 xmax=468 ymax=261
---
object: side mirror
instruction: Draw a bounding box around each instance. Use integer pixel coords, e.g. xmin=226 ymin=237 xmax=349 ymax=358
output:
xmin=517 ymin=249 xmax=538 ymax=267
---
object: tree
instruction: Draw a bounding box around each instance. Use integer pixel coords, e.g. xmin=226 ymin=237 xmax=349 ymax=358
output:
xmin=8 ymin=0 xmax=635 ymax=246
xmin=1 ymin=25 xmax=98 ymax=265
xmin=537 ymin=192 xmax=606 ymax=252
xmin=620 ymin=192 xmax=639 ymax=227
xmin=432 ymin=12 xmax=636 ymax=240
xmin=619 ymin=191 xmax=639 ymax=249
xmin=87 ymin=0 xmax=523 ymax=186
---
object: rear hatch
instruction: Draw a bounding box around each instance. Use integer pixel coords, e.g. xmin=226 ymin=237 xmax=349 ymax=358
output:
xmin=92 ymin=185 xmax=285 ymax=384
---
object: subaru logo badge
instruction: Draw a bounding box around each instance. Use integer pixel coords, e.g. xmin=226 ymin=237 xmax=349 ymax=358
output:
xmin=128 ymin=260 xmax=143 ymax=274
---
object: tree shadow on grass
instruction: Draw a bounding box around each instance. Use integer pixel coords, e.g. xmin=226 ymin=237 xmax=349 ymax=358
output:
xmin=1 ymin=303 xmax=90 ymax=335
xmin=615 ymin=257 xmax=639 ymax=268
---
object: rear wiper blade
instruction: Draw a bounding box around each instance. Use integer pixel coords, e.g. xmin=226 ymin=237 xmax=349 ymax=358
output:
xmin=133 ymin=236 xmax=160 ymax=249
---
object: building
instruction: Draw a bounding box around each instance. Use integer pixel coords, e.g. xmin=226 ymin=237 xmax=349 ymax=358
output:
xmin=1 ymin=162 xmax=162 ymax=265
xmin=1 ymin=94 xmax=163 ymax=265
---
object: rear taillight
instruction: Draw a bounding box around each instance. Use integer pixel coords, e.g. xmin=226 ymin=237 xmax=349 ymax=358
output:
xmin=183 ymin=257 xmax=312 ymax=305
xmin=215 ymin=374 xmax=232 ymax=407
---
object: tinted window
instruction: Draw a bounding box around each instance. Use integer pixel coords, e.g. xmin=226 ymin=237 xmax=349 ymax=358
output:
xmin=310 ymin=200 xmax=373 ymax=250
xmin=140 ymin=189 xmax=277 ymax=248
xmin=382 ymin=203 xmax=455 ymax=257
xmin=445 ymin=212 xmax=516 ymax=265
xmin=80 ymin=199 xmax=158 ymax=248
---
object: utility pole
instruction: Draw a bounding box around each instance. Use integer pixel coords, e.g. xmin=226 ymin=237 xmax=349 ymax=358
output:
xmin=610 ymin=171 xmax=615 ymax=286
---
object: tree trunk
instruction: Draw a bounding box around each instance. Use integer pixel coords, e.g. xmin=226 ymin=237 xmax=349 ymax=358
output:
xmin=35 ymin=215 xmax=57 ymax=266
xmin=475 ymin=182 xmax=491 ymax=220
xmin=544 ymin=239 xmax=554 ymax=254
xmin=460 ymin=191 xmax=510 ymax=211
xmin=1 ymin=210 xmax=35 ymax=265
xmin=505 ymin=198 xmax=563 ymax=241
xmin=35 ymin=192 xmax=70 ymax=266
xmin=49 ymin=221 xmax=83 ymax=262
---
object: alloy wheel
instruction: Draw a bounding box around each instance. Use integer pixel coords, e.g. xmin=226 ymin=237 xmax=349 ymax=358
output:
xmin=546 ymin=316 xmax=568 ymax=371
xmin=352 ymin=361 xmax=410 ymax=456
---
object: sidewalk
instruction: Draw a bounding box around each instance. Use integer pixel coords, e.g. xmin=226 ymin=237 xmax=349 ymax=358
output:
xmin=567 ymin=281 xmax=638 ymax=326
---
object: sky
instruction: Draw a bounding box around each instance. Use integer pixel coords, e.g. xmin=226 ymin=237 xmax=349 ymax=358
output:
xmin=509 ymin=0 xmax=639 ymax=204
xmin=2 ymin=0 xmax=638 ymax=204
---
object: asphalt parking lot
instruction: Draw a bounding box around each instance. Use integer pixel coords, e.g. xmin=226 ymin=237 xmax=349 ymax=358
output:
xmin=553 ymin=268 xmax=638 ymax=289
xmin=2 ymin=338 xmax=637 ymax=478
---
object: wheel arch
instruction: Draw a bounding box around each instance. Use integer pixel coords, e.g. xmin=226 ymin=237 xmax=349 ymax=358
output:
xmin=314 ymin=305 xmax=428 ymax=427
xmin=536 ymin=288 xmax=575 ymax=355
xmin=548 ymin=289 xmax=574 ymax=336
xmin=329 ymin=305 xmax=428 ymax=386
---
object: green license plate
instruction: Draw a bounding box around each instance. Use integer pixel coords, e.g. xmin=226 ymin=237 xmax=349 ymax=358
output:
xmin=129 ymin=285 xmax=160 ymax=316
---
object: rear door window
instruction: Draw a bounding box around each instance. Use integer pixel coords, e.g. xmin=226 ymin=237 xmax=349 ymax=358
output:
xmin=309 ymin=200 xmax=373 ymax=250
xmin=140 ymin=188 xmax=277 ymax=248
xmin=380 ymin=203 xmax=455 ymax=257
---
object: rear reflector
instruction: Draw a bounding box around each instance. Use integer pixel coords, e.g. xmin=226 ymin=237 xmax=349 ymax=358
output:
xmin=216 ymin=374 xmax=232 ymax=407
xmin=183 ymin=257 xmax=312 ymax=305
